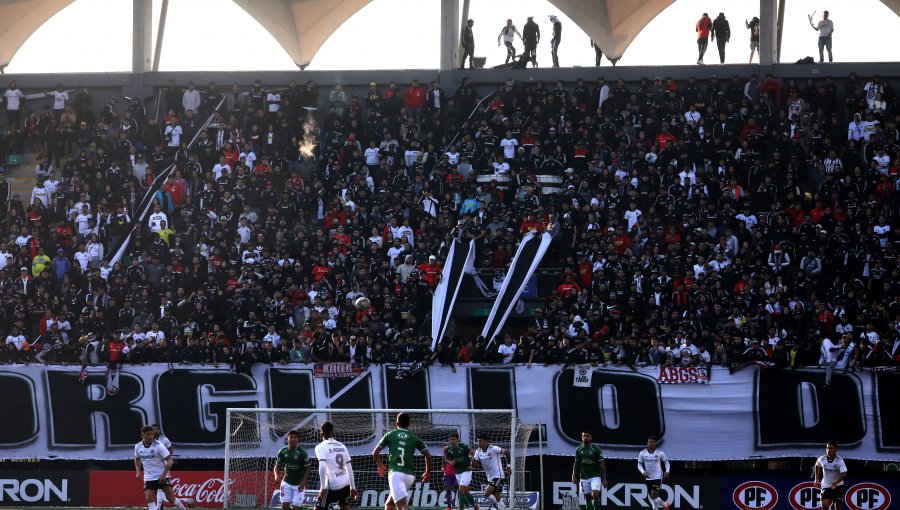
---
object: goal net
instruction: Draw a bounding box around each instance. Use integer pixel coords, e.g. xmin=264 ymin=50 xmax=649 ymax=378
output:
xmin=224 ymin=408 xmax=535 ymax=509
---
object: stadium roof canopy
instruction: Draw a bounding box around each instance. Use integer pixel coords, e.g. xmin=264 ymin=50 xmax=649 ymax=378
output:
xmin=3 ymin=0 xmax=900 ymax=70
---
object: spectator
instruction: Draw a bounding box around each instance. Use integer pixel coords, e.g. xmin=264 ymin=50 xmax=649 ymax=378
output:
xmin=3 ymin=80 xmax=25 ymax=129
xmin=695 ymin=12 xmax=712 ymax=64
xmin=461 ymin=19 xmax=475 ymax=70
xmin=497 ymin=19 xmax=522 ymax=65
xmin=711 ymin=12 xmax=731 ymax=64
xmin=549 ymin=15 xmax=562 ymax=67
xmin=522 ymin=17 xmax=540 ymax=67
xmin=182 ymin=82 xmax=201 ymax=114
xmin=744 ymin=17 xmax=761 ymax=63
xmin=809 ymin=10 xmax=834 ymax=63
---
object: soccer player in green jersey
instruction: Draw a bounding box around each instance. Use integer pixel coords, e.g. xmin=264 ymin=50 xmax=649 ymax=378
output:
xmin=444 ymin=432 xmax=478 ymax=510
xmin=572 ymin=429 xmax=607 ymax=510
xmin=373 ymin=412 xmax=434 ymax=510
xmin=274 ymin=430 xmax=311 ymax=510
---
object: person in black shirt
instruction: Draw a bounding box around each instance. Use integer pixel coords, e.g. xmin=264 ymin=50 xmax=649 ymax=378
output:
xmin=549 ymin=15 xmax=562 ymax=67
xmin=522 ymin=17 xmax=540 ymax=67
xmin=711 ymin=13 xmax=731 ymax=64
xmin=231 ymin=342 xmax=257 ymax=375
xmin=461 ymin=19 xmax=476 ymax=70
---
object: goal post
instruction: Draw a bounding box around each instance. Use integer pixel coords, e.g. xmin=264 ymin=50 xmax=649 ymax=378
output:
xmin=223 ymin=408 xmax=536 ymax=509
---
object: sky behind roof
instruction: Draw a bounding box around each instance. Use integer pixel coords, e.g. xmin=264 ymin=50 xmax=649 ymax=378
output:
xmin=5 ymin=0 xmax=900 ymax=73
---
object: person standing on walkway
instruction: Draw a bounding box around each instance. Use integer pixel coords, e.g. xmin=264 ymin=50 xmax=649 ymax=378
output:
xmin=549 ymin=15 xmax=562 ymax=67
xmin=695 ymin=12 xmax=713 ymax=65
xmin=461 ymin=19 xmax=476 ymax=70
xmin=745 ymin=16 xmax=760 ymax=63
xmin=523 ymin=17 xmax=540 ymax=67
xmin=809 ymin=10 xmax=834 ymax=63
xmin=497 ymin=19 xmax=522 ymax=65
xmin=711 ymin=12 xmax=731 ymax=64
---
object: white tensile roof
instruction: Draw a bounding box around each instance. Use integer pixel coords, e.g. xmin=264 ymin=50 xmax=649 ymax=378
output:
xmin=2 ymin=0 xmax=900 ymax=68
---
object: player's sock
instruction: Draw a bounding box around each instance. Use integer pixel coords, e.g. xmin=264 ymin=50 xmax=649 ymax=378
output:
xmin=173 ymin=498 xmax=186 ymax=510
xmin=585 ymin=500 xmax=593 ymax=510
xmin=157 ymin=490 xmax=166 ymax=508
xmin=148 ymin=502 xmax=158 ymax=510
xmin=655 ymin=496 xmax=667 ymax=509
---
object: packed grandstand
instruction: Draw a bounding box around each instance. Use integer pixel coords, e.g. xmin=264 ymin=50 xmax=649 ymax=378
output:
xmin=1 ymin=70 xmax=897 ymax=373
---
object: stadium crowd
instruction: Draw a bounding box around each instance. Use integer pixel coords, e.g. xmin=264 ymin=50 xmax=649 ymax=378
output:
xmin=0 ymin=71 xmax=898 ymax=374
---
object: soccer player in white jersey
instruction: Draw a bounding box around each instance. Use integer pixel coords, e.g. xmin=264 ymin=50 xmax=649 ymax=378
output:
xmin=315 ymin=421 xmax=358 ymax=510
xmin=151 ymin=424 xmax=193 ymax=509
xmin=637 ymin=436 xmax=670 ymax=510
xmin=815 ymin=441 xmax=848 ymax=510
xmin=473 ymin=433 xmax=511 ymax=510
xmin=134 ymin=425 xmax=187 ymax=510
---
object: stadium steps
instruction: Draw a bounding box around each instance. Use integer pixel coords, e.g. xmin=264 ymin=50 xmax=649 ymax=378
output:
xmin=5 ymin=151 xmax=39 ymax=203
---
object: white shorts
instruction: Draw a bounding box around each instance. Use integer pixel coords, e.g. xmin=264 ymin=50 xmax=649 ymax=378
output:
xmin=457 ymin=471 xmax=473 ymax=488
xmin=388 ymin=471 xmax=416 ymax=503
xmin=581 ymin=477 xmax=602 ymax=493
xmin=280 ymin=480 xmax=304 ymax=507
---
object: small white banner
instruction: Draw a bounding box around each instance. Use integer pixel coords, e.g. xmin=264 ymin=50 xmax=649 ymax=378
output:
xmin=573 ymin=365 xmax=593 ymax=388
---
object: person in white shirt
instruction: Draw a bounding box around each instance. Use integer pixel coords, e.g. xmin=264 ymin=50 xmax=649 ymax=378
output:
xmin=315 ymin=422 xmax=358 ymax=510
xmin=396 ymin=219 xmax=414 ymax=247
xmin=4 ymin=80 xmax=25 ymax=128
xmin=47 ymin=83 xmax=69 ymax=116
xmin=212 ymin=156 xmax=231 ymax=181
xmin=497 ymin=19 xmax=523 ymax=64
xmin=164 ymin=119 xmax=183 ymax=149
xmin=624 ymin=203 xmax=642 ymax=231
xmin=31 ymin=182 xmax=50 ymax=208
xmin=815 ymin=441 xmax=848 ymax=509
xmin=267 ymin=89 xmax=282 ymax=113
xmin=820 ymin=337 xmax=840 ymax=389
xmin=497 ymin=336 xmax=517 ymax=363
xmin=808 ymin=10 xmax=834 ymax=63
xmin=263 ymin=325 xmax=281 ymax=347
xmin=683 ymin=105 xmax=701 ymax=128
xmin=872 ymin=148 xmax=890 ymax=176
xmin=0 ymin=245 xmax=14 ymax=271
xmin=364 ymin=141 xmax=381 ymax=167
xmin=637 ymin=437 xmax=670 ymax=510
xmin=74 ymin=244 xmax=91 ymax=272
xmin=834 ymin=335 xmax=855 ymax=371
xmin=152 ymin=424 xmax=192 ymax=509
xmin=492 ymin=155 xmax=511 ymax=175
xmin=499 ymin=132 xmax=518 ymax=159
xmin=473 ymin=434 xmax=510 ymax=510
xmin=134 ymin=425 xmax=187 ymax=510
xmin=145 ymin=323 xmax=166 ymax=344
xmin=148 ymin=204 xmax=168 ymax=233
xmin=75 ymin=206 xmax=93 ymax=237
xmin=182 ymin=82 xmax=201 ymax=113
xmin=5 ymin=327 xmax=26 ymax=351
xmin=386 ymin=238 xmax=405 ymax=268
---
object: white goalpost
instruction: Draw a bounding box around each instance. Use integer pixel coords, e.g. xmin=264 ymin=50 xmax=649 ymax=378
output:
xmin=223 ymin=408 xmax=535 ymax=509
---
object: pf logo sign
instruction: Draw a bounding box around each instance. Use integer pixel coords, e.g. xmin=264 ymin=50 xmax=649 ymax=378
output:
xmin=733 ymin=481 xmax=779 ymax=510
xmin=846 ymin=483 xmax=892 ymax=510
xmin=789 ymin=482 xmax=821 ymax=510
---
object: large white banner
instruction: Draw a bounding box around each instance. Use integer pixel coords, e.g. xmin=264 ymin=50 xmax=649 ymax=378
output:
xmin=0 ymin=364 xmax=895 ymax=460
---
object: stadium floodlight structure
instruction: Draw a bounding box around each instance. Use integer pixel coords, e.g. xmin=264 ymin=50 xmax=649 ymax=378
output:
xmin=224 ymin=408 xmax=535 ymax=509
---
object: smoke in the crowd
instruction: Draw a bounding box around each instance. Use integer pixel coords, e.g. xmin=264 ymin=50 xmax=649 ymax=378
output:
xmin=299 ymin=108 xmax=317 ymax=158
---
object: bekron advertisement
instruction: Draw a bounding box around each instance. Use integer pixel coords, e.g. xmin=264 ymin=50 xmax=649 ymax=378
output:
xmin=89 ymin=471 xmax=227 ymax=507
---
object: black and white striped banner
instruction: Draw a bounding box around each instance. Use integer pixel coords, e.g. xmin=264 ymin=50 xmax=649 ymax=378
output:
xmin=481 ymin=231 xmax=552 ymax=343
xmin=431 ymin=239 xmax=475 ymax=349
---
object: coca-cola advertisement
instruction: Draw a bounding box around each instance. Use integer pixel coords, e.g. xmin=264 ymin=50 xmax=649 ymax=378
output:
xmin=89 ymin=471 xmax=229 ymax=507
